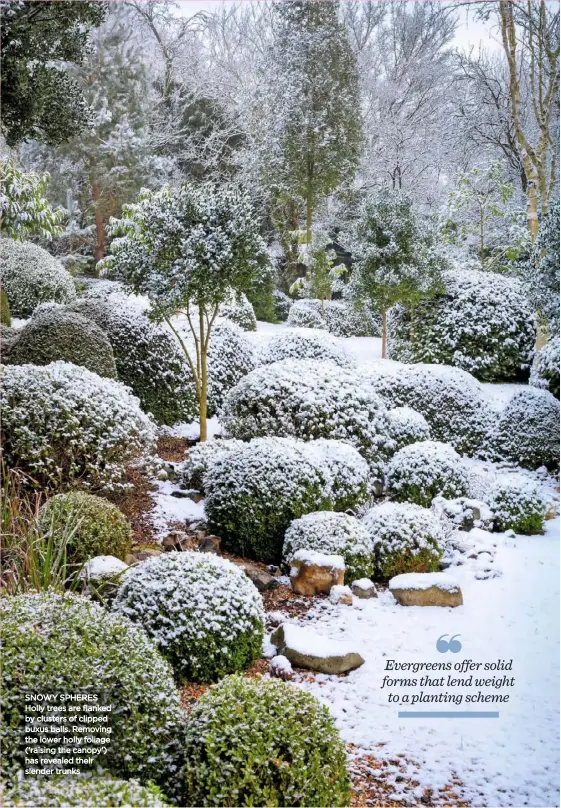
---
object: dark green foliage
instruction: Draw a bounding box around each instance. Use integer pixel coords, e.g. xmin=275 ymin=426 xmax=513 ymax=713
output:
xmin=247 ymin=270 xmax=277 ymax=322
xmin=3 ymin=775 xmax=170 ymax=807
xmin=1 ymin=287 xmax=11 ymax=326
xmin=526 ymin=202 xmax=560 ymax=333
xmin=489 ymin=479 xmax=546 ymax=535
xmin=183 ymin=675 xmax=351 ymax=807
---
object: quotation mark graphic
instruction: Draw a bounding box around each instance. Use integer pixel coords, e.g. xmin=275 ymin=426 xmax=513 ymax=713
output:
xmin=436 ymin=634 xmax=462 ymax=653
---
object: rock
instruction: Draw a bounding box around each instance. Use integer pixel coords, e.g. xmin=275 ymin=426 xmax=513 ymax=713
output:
xmin=268 ymin=565 xmax=281 ymax=576
xmin=269 ymin=654 xmax=293 ymax=681
xmin=126 ymin=548 xmax=163 ymax=564
xmin=270 ymin=623 xmax=364 ymax=675
xmin=545 ymin=504 xmax=557 ymax=520
xmin=81 ymin=555 xmax=129 ymax=601
xmin=170 ymin=489 xmax=201 ymax=500
xmin=389 ymin=572 xmax=463 ymax=607
xmin=163 ymin=461 xmax=182 ymax=482
xmin=352 ymin=578 xmax=378 ymax=599
xmin=329 ymin=584 xmax=353 ymax=605
xmin=289 ymin=549 xmax=345 ymax=597
xmin=162 ymin=531 xmax=197 ymax=552
xmin=156 ymin=469 xmax=168 ymax=481
xmin=197 ymin=535 xmax=221 ymax=554
xmin=230 ymin=559 xmax=280 ymax=592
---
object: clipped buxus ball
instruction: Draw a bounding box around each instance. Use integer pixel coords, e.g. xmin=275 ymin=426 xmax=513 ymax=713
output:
xmin=483 ymin=387 xmax=560 ymax=470
xmin=530 ymin=337 xmax=560 ymax=399
xmin=387 ymin=440 xmax=470 ymax=507
xmin=3 ymin=775 xmax=170 ymax=807
xmin=6 ymin=306 xmax=117 ymax=378
xmin=304 ymin=437 xmax=370 ymax=509
xmin=387 ymin=268 xmax=536 ymax=382
xmin=362 ymin=501 xmax=446 ymax=580
xmin=287 ymin=300 xmax=326 ymax=329
xmin=257 ymin=328 xmax=353 ymax=368
xmin=0 ymin=593 xmax=185 ymax=793
xmin=487 ymin=476 xmax=547 ymax=535
xmin=385 ymin=406 xmax=431 ymax=453
xmin=283 ymin=511 xmax=374 ymax=581
xmin=1 ymin=239 xmax=77 ymax=317
xmin=1 ymin=362 xmax=156 ymax=492
xmin=182 ymin=439 xmax=245 ymax=494
xmin=38 ymin=492 xmax=132 ymax=566
xmin=219 ymin=292 xmax=257 ymax=331
xmin=323 ymin=299 xmax=380 ymax=337
xmin=112 ymin=553 xmax=264 ymax=683
xmin=183 ymin=675 xmax=351 ymax=807
xmin=207 ymin=320 xmax=256 ymax=415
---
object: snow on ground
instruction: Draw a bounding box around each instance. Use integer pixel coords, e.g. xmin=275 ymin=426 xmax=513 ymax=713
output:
xmin=166 ymin=417 xmax=222 ymax=441
xmin=150 ymin=479 xmax=205 ymax=539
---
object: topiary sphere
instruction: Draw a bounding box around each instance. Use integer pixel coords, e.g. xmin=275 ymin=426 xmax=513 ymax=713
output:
xmin=113 ymin=553 xmax=264 ymax=683
xmin=304 ymin=438 xmax=370 ymax=510
xmin=207 ymin=320 xmax=256 ymax=415
xmin=487 ymin=476 xmax=547 ymax=535
xmin=387 ymin=440 xmax=470 ymax=507
xmin=323 ymin=299 xmax=380 ymax=337
xmin=362 ymin=501 xmax=446 ymax=580
xmin=287 ymin=300 xmax=326 ymax=329
xmin=283 ymin=511 xmax=374 ymax=581
xmin=69 ymin=298 xmax=197 ymax=425
xmin=1 ymin=239 xmax=76 ymax=317
xmin=483 ymin=387 xmax=560 ymax=470
xmin=1 ymin=362 xmax=156 ymax=492
xmin=38 ymin=492 xmax=132 ymax=565
xmin=0 ymin=593 xmax=185 ymax=792
xmin=182 ymin=439 xmax=245 ymax=494
xmin=6 ymin=306 xmax=117 ymax=378
xmin=387 ymin=268 xmax=536 ymax=382
xmin=219 ymin=293 xmax=257 ymax=331
xmin=530 ymin=336 xmax=560 ymax=399
xmin=183 ymin=675 xmax=351 ymax=807
xmin=386 ymin=406 xmax=431 ymax=453
xmin=3 ymin=775 xmax=170 ymax=807
xmin=257 ymin=328 xmax=353 ymax=368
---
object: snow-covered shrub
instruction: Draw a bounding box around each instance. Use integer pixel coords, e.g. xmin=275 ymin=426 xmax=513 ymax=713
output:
xmin=304 ymin=438 xmax=370 ymax=509
xmin=387 ymin=268 xmax=536 ymax=382
xmin=386 ymin=406 xmax=431 ymax=453
xmin=431 ymin=496 xmax=494 ymax=536
xmin=362 ymin=501 xmax=446 ymax=580
xmin=113 ymin=553 xmax=264 ymax=683
xmin=221 ymin=360 xmax=391 ymax=478
xmin=287 ymin=299 xmax=326 ymax=329
xmin=3 ymin=776 xmax=169 ymax=808
xmin=484 ymin=387 xmax=560 ymax=469
xmin=363 ymin=361 xmax=492 ymax=455
xmin=1 ymin=362 xmax=156 ymax=491
xmin=70 ymin=298 xmax=197 ymax=425
xmin=183 ymin=675 xmax=351 ymax=807
xmin=283 ymin=511 xmax=374 ymax=581
xmin=83 ymin=279 xmax=126 ymax=300
xmin=6 ymin=306 xmax=117 ymax=378
xmin=0 ymin=325 xmax=19 ymax=362
xmin=273 ymin=289 xmax=292 ymax=321
xmin=530 ymin=337 xmax=560 ymax=399
xmin=387 ymin=441 xmax=470 ymax=507
xmin=323 ymin=299 xmax=379 ymax=337
xmin=1 ymin=239 xmax=76 ymax=317
xmin=38 ymin=492 xmax=132 ymax=565
xmin=257 ymin=328 xmax=353 ymax=368
xmin=487 ymin=476 xmax=546 ymax=535
xmin=182 ymin=439 xmax=245 ymax=493
xmin=207 ymin=320 xmax=256 ymax=414
xmin=1 ymin=593 xmax=185 ymax=790
xmin=219 ymin=292 xmax=257 ymax=331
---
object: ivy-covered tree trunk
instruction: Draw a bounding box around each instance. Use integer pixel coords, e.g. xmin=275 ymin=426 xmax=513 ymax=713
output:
xmin=381 ymin=309 xmax=387 ymax=359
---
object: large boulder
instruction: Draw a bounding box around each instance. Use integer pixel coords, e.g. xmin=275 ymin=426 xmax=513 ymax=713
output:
xmin=389 ymin=572 xmax=463 ymax=607
xmin=271 ymin=623 xmax=365 ymax=674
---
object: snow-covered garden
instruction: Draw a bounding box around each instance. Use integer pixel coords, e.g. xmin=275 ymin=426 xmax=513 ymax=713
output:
xmin=1 ymin=1 xmax=559 ymax=807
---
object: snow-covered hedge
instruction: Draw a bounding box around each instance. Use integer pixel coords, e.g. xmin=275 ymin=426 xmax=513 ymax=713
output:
xmin=205 ymin=437 xmax=366 ymax=563
xmin=257 ymin=328 xmax=353 ymax=368
xmin=283 ymin=511 xmax=374 ymax=581
xmin=387 ymin=268 xmax=536 ymax=382
xmin=363 ymin=361 xmax=492 ymax=455
xmin=287 ymin=298 xmax=377 ymax=336
xmin=219 ymin=292 xmax=257 ymax=331
xmin=483 ymin=387 xmax=560 ymax=469
xmin=530 ymin=337 xmax=560 ymax=399
xmin=386 ymin=406 xmax=431 ymax=453
xmin=3 ymin=776 xmax=169 ymax=808
xmin=113 ymin=553 xmax=264 ymax=683
xmin=273 ymin=289 xmax=292 ymax=321
xmin=183 ymin=675 xmax=350 ymax=807
xmin=221 ymin=360 xmax=391 ymax=478
xmin=304 ymin=438 xmax=370 ymax=509
xmin=83 ymin=279 xmax=126 ymax=300
xmin=7 ymin=306 xmax=117 ymax=379
xmin=387 ymin=440 xmax=470 ymax=507
xmin=182 ymin=439 xmax=245 ymax=493
xmin=487 ymin=476 xmax=546 ymax=535
xmin=207 ymin=320 xmax=256 ymax=415
xmin=1 ymin=362 xmax=156 ymax=491
xmin=38 ymin=492 xmax=132 ymax=566
xmin=1 ymin=593 xmax=185 ymax=791
xmin=1 ymin=239 xmax=76 ymax=317
xmin=362 ymin=501 xmax=446 ymax=580
xmin=70 ymin=298 xmax=197 ymax=425
xmin=287 ymin=300 xmax=326 ymax=329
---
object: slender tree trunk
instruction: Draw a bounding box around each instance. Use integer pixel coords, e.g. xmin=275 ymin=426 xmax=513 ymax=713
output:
xmin=306 ymin=193 xmax=313 ymax=246
xmin=381 ymin=309 xmax=387 ymax=359
xmin=91 ymin=182 xmax=105 ymax=268
xmin=479 ymin=205 xmax=485 ymax=264
xmin=199 ymin=308 xmax=208 ymax=442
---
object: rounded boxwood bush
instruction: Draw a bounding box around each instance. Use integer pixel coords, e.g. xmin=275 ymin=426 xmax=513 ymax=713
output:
xmin=219 ymin=293 xmax=257 ymax=331
xmin=483 ymin=387 xmax=560 ymax=470
xmin=257 ymin=328 xmax=353 ymax=368
xmin=287 ymin=300 xmax=326 ymax=329
xmin=530 ymin=336 xmax=560 ymax=399
xmin=70 ymin=298 xmax=197 ymax=425
xmin=1 ymin=362 xmax=156 ymax=491
xmin=1 ymin=287 xmax=11 ymax=325
xmin=362 ymin=501 xmax=446 ymax=580
xmin=38 ymin=491 xmax=132 ymax=565
xmin=387 ymin=268 xmax=536 ymax=382
xmin=207 ymin=320 xmax=256 ymax=415
xmin=0 ymin=593 xmax=185 ymax=791
xmin=304 ymin=438 xmax=370 ymax=510
xmin=3 ymin=775 xmax=169 ymax=807
xmin=387 ymin=440 xmax=470 ymax=507
xmin=1 ymin=239 xmax=76 ymax=317
xmin=273 ymin=289 xmax=292 ymax=321
xmin=183 ymin=675 xmax=351 ymax=807
xmin=386 ymin=406 xmax=431 ymax=453
xmin=113 ymin=553 xmax=264 ymax=683
xmin=6 ymin=306 xmax=117 ymax=378
xmin=487 ymin=475 xmax=547 ymax=535
xmin=283 ymin=511 xmax=374 ymax=581
xmin=182 ymin=438 xmax=245 ymax=493
xmin=323 ymin=299 xmax=380 ymax=337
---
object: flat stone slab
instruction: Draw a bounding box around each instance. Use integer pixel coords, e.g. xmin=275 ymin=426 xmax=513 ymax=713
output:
xmin=389 ymin=572 xmax=463 ymax=607
xmin=271 ymin=623 xmax=364 ymax=675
